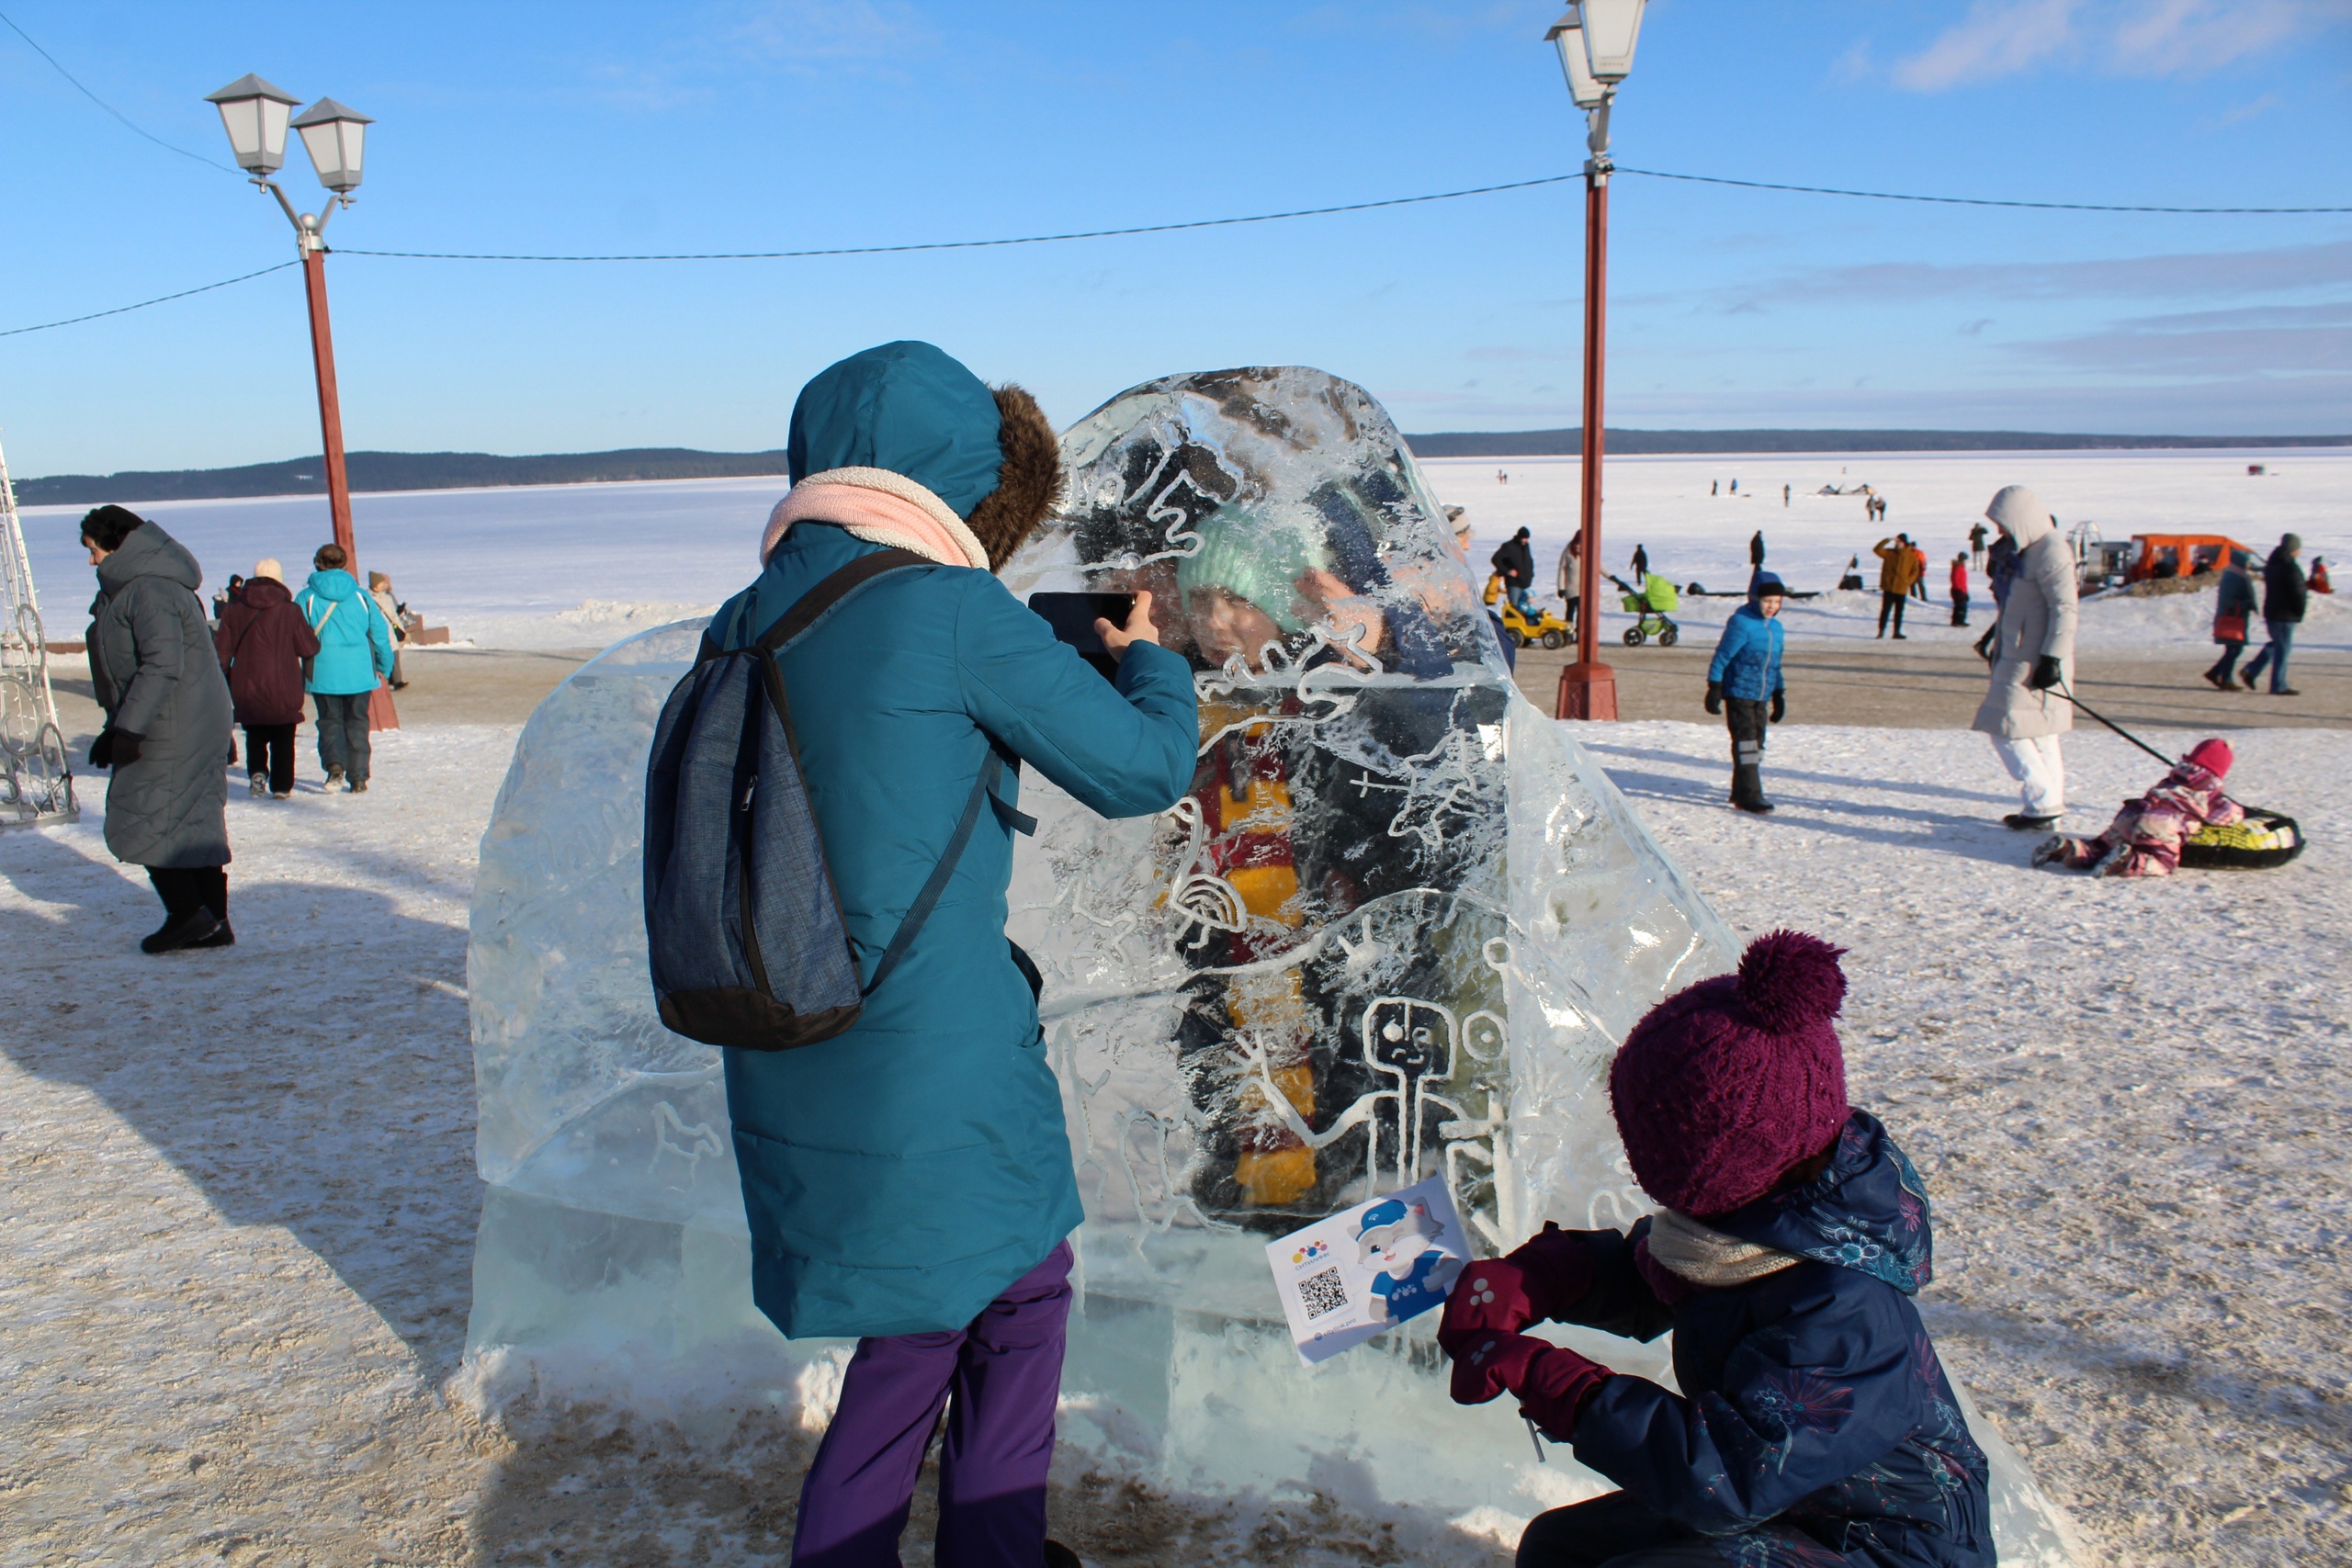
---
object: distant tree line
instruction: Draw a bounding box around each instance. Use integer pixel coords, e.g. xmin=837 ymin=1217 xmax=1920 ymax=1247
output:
xmin=17 ymin=430 xmax=2348 ymax=505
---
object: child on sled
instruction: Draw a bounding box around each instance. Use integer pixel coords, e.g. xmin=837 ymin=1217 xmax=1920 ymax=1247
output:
xmin=1438 ymin=931 xmax=1993 ymax=1568
xmin=2031 ymin=738 xmax=2241 ymax=878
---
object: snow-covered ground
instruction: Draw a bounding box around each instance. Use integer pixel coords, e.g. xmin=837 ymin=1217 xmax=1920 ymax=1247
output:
xmin=3 ymin=716 xmax=2343 ymax=1565
xmin=20 ymin=447 xmax=2346 ymax=653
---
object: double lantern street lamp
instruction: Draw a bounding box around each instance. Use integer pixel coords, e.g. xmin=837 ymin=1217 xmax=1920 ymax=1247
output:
xmin=1544 ymin=0 xmax=1645 ymax=722
xmin=203 ymin=74 xmax=394 ymax=727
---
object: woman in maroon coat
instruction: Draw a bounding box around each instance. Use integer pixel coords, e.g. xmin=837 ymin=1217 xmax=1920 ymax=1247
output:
xmin=213 ymin=558 xmax=319 ymax=798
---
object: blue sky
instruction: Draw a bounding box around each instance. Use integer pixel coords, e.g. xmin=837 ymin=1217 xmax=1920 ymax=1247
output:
xmin=2 ymin=0 xmax=2347 ymax=477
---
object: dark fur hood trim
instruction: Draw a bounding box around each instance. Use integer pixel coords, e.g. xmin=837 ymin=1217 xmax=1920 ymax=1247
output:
xmin=967 ymin=383 xmax=1063 ymax=570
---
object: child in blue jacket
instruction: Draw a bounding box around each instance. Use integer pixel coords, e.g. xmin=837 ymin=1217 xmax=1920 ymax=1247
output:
xmin=1704 ymin=572 xmax=1786 ymax=815
xmin=1441 ymin=931 xmax=1994 ymax=1568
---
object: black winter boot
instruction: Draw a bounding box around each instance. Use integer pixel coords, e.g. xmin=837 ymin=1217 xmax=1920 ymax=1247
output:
xmin=1732 ymin=764 xmax=1775 ymax=815
xmin=141 ymin=908 xmax=221 ymax=954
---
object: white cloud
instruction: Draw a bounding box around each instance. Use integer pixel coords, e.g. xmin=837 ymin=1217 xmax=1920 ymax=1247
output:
xmin=1890 ymin=0 xmax=2351 ymax=89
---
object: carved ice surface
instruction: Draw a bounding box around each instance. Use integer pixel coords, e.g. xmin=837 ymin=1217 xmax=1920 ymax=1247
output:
xmin=464 ymin=367 xmax=2080 ymax=1562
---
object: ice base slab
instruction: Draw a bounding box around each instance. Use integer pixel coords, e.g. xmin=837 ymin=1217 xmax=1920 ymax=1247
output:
xmin=467 ymin=1188 xmax=2078 ymax=1563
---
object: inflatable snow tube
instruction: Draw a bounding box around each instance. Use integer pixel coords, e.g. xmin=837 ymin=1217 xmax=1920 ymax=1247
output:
xmin=2180 ymin=808 xmax=2304 ymax=870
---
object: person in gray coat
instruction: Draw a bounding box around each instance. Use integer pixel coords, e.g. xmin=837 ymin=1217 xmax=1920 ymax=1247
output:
xmin=1970 ymin=485 xmax=2076 ymax=830
xmin=80 ymin=506 xmax=236 ymax=953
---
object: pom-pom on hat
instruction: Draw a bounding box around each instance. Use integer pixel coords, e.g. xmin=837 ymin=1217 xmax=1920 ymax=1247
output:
xmin=1610 ymin=930 xmax=1852 ymax=1218
xmin=2185 ymin=738 xmax=2233 ymax=778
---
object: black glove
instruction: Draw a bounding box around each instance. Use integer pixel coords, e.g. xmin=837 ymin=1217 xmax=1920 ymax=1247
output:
xmin=2028 ymin=655 xmax=2064 ymax=692
xmin=88 ymin=729 xmax=113 ymax=769
xmin=1703 ymin=682 xmax=1723 ymax=716
xmin=1770 ymin=689 xmax=1785 ymax=724
xmin=110 ymin=729 xmax=143 ymax=765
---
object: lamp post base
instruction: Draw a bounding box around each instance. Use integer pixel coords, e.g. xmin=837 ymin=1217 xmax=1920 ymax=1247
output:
xmin=1555 ymin=660 xmax=1619 ymax=721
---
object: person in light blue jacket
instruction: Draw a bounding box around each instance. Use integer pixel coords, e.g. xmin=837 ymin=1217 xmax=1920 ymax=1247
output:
xmin=705 ymin=341 xmax=1197 ymax=1568
xmin=1704 ymin=570 xmax=1787 ymax=815
xmin=295 ymin=543 xmax=396 ymax=792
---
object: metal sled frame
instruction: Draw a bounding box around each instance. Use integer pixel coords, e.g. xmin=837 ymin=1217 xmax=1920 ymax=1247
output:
xmin=0 ymin=442 xmax=79 ymax=829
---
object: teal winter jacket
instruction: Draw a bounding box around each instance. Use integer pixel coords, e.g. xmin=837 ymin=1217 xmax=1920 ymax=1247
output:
xmin=296 ymin=568 xmax=396 ymax=695
xmin=715 ymin=341 xmax=1199 ymax=1338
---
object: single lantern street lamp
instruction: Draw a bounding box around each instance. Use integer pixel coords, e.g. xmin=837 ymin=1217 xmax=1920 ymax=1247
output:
xmin=1544 ymin=0 xmax=1645 ymax=723
xmin=205 ymin=74 xmax=394 ymax=730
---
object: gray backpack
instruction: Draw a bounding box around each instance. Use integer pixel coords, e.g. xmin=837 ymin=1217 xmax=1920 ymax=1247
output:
xmin=642 ymin=549 xmax=1024 ymax=1050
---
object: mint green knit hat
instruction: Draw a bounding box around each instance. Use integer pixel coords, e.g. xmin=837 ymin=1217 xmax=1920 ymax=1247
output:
xmin=1175 ymin=505 xmax=1330 ymax=633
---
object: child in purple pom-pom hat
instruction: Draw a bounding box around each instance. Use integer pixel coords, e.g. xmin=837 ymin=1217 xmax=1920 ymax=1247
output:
xmin=1437 ymin=931 xmax=1996 ymax=1568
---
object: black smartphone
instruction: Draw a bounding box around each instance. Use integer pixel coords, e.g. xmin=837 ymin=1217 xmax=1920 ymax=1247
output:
xmin=1028 ymin=592 xmax=1135 ymax=680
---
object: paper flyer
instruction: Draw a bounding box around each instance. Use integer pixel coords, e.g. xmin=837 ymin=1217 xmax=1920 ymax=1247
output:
xmin=1264 ymin=1174 xmax=1471 ymax=1365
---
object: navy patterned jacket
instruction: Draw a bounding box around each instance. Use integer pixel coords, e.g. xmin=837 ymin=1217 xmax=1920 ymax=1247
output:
xmin=1558 ymin=1111 xmax=1996 ymax=1568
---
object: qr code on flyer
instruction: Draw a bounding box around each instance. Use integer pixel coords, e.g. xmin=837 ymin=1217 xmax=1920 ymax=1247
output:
xmin=1298 ymin=1266 xmax=1349 ymax=1320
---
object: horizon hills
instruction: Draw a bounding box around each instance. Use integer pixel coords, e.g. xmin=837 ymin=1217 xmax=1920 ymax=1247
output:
xmin=15 ymin=427 xmax=2349 ymax=508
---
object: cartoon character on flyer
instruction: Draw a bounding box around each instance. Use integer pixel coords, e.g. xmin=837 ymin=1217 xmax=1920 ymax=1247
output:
xmin=1356 ymin=1196 xmax=1462 ymax=1323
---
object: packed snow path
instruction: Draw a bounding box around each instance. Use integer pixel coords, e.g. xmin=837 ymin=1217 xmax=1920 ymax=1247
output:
xmin=0 ymin=720 xmax=2343 ymax=1565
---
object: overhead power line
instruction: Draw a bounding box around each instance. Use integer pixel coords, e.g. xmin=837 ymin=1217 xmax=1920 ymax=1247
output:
xmin=0 ymin=261 xmax=299 ymax=339
xmin=1619 ymin=166 xmax=2352 ymax=215
xmin=334 ymin=175 xmax=1587 ymax=262
xmin=6 ymin=164 xmax=2347 ymax=339
xmin=0 ymin=6 xmax=238 ymax=175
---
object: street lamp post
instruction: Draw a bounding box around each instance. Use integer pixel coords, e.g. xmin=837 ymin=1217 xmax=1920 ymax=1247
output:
xmin=1544 ymin=2 xmax=1645 ymax=722
xmin=203 ymin=75 xmax=394 ymax=729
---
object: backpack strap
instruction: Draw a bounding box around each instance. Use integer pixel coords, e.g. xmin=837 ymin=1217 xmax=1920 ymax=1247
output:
xmin=861 ymin=749 xmax=1005 ymax=998
xmin=755 ymin=547 xmax=930 ymax=653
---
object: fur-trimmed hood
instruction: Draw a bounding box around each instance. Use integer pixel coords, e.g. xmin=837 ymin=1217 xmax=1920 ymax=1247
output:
xmin=772 ymin=341 xmax=1061 ymax=570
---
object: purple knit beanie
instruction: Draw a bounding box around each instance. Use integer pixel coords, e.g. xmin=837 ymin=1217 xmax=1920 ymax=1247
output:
xmin=1610 ymin=930 xmax=1851 ymax=1218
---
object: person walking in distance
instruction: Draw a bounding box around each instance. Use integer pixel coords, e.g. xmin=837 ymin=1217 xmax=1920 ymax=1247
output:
xmin=297 ymin=543 xmax=397 ymax=793
xmin=2204 ymin=548 xmax=2257 ymax=691
xmin=1872 ymin=534 xmax=1920 ymax=638
xmin=1949 ymin=553 xmax=1971 ymax=627
xmin=79 ymin=506 xmax=236 ymax=953
xmin=2239 ymin=534 xmax=2308 ymax=696
xmin=1968 ymin=520 xmax=1989 ymax=570
xmin=1748 ymin=530 xmax=1766 ymax=590
xmin=689 ymin=342 xmax=1197 ymax=1568
xmin=1909 ymin=539 xmax=1930 ymax=604
xmin=1973 ymin=486 xmax=2076 ymax=829
xmin=1705 ymin=571 xmax=1787 ymax=815
xmin=1556 ymin=527 xmax=1583 ymax=634
xmin=1631 ymin=542 xmax=1649 ymax=581
xmin=1491 ymin=526 xmax=1538 ymax=618
xmin=1782 ymin=482 xmax=1791 ymax=507
xmin=368 ymin=570 xmax=412 ymax=690
xmin=214 ymin=558 xmax=318 ymax=800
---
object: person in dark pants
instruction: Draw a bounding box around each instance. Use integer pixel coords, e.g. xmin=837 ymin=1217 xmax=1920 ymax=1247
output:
xmin=1704 ymin=572 xmax=1786 ymax=814
xmin=296 ymin=542 xmax=397 ymax=792
xmin=1968 ymin=520 xmax=1988 ymax=569
xmin=2205 ymin=548 xmax=2257 ymax=690
xmin=1949 ymin=553 xmax=1970 ymax=626
xmin=1440 ymin=932 xmax=1993 ymax=1568
xmin=1872 ymin=535 xmax=1918 ymax=637
xmin=1491 ymin=526 xmax=1537 ymax=617
xmin=80 ymin=505 xmax=236 ymax=953
xmin=214 ymin=557 xmax=319 ymax=799
xmin=2240 ymin=533 xmax=2307 ymax=695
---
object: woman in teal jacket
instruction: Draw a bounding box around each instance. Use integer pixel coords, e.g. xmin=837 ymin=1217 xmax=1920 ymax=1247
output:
xmin=295 ymin=543 xmax=396 ymax=791
xmin=707 ymin=342 xmax=1197 ymax=1568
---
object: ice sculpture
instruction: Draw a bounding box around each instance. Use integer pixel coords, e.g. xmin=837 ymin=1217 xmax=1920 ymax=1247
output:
xmin=464 ymin=368 xmax=2082 ymax=1564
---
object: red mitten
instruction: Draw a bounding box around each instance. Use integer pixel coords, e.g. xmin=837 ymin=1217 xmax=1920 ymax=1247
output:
xmin=1515 ymin=1341 xmax=1614 ymax=1440
xmin=1505 ymin=1222 xmax=1598 ymax=1321
xmin=1438 ymin=1258 xmax=1537 ymax=1358
xmin=1447 ymin=1329 xmax=1548 ymax=1405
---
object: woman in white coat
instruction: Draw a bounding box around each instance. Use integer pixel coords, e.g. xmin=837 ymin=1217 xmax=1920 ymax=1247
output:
xmin=1972 ymin=485 xmax=2076 ymax=828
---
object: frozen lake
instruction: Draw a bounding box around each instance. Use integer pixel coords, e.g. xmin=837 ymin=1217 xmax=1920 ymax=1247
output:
xmin=19 ymin=446 xmax=2347 ymax=651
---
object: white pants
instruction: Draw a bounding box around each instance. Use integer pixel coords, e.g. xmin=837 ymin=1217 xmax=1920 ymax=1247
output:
xmin=1990 ymin=733 xmax=2065 ymax=818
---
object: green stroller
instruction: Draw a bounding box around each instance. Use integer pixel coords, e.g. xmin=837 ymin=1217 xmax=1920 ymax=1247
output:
xmin=1609 ymin=571 xmax=1681 ymax=647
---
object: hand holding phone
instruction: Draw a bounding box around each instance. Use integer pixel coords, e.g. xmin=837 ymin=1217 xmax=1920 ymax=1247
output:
xmin=1029 ymin=590 xmax=1159 ymax=679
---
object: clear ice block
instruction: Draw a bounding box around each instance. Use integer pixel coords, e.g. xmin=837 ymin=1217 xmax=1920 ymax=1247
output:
xmin=462 ymin=367 xmax=2081 ymax=1562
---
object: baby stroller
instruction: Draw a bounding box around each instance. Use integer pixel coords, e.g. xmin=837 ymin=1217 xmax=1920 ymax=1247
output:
xmin=1609 ymin=571 xmax=1680 ymax=648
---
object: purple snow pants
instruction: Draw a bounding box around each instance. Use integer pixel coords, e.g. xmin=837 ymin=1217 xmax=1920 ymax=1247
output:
xmin=791 ymin=1242 xmax=1074 ymax=1568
